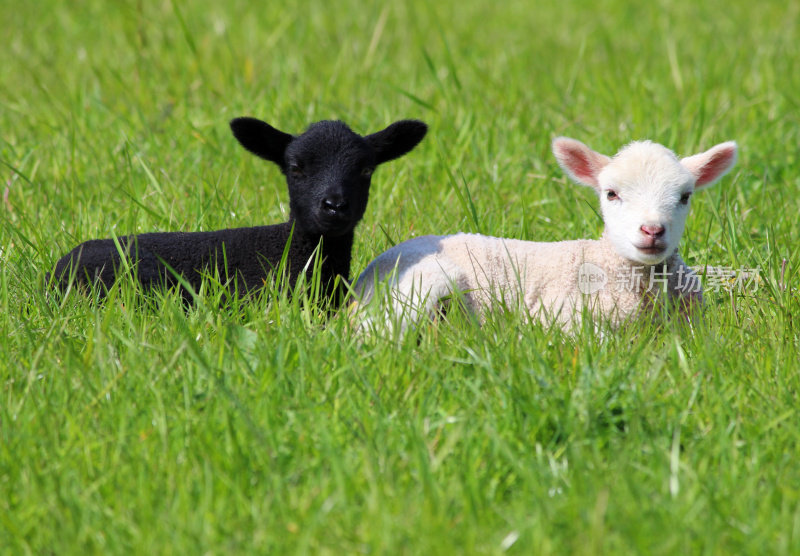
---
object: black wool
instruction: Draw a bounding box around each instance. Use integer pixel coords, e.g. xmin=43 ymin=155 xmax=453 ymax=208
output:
xmin=50 ymin=117 xmax=428 ymax=307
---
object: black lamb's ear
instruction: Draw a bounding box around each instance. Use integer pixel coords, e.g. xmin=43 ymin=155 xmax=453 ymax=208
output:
xmin=366 ymin=120 xmax=428 ymax=165
xmin=230 ymin=117 xmax=293 ymax=166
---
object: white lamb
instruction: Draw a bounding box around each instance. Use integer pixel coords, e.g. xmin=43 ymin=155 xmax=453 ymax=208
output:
xmin=352 ymin=137 xmax=738 ymax=333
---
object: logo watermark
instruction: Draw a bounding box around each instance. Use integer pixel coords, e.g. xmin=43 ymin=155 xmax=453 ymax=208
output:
xmin=576 ymin=263 xmax=761 ymax=294
xmin=577 ymin=262 xmax=608 ymax=294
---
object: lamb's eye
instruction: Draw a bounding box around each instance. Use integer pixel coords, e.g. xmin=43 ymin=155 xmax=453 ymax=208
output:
xmin=606 ymin=190 xmax=619 ymax=201
xmin=679 ymin=192 xmax=692 ymax=205
xmin=361 ymin=166 xmax=375 ymax=178
xmin=288 ymin=163 xmax=304 ymax=177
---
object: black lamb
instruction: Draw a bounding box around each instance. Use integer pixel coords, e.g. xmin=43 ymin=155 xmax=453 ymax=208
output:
xmin=50 ymin=117 xmax=428 ymax=306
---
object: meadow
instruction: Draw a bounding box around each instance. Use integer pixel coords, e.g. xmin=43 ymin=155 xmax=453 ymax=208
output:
xmin=1 ymin=0 xmax=799 ymax=553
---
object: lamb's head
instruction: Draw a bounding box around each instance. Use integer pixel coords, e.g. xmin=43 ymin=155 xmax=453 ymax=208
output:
xmin=553 ymin=137 xmax=737 ymax=265
xmin=230 ymin=117 xmax=427 ymax=237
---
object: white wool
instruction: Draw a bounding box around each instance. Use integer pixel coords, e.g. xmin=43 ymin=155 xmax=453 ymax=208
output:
xmin=353 ymin=138 xmax=738 ymax=334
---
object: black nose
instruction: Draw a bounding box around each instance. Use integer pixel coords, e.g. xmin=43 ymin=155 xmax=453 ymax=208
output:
xmin=322 ymin=197 xmax=348 ymax=214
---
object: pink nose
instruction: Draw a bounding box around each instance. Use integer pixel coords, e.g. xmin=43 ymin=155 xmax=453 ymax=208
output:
xmin=640 ymin=225 xmax=665 ymax=238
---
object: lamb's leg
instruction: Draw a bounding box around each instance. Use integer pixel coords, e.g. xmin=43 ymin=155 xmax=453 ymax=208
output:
xmin=354 ymin=261 xmax=460 ymax=337
xmin=391 ymin=272 xmax=458 ymax=334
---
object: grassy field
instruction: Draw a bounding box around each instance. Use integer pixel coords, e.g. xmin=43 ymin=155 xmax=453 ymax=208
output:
xmin=2 ymin=0 xmax=799 ymax=553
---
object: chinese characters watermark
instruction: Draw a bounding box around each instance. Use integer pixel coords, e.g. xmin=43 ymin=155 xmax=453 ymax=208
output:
xmin=577 ymin=263 xmax=760 ymax=294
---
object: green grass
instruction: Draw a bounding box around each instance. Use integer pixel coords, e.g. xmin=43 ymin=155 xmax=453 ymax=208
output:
xmin=2 ymin=0 xmax=799 ymax=553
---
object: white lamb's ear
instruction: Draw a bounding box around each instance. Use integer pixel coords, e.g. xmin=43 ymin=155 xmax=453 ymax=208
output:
xmin=552 ymin=137 xmax=611 ymax=189
xmin=680 ymin=141 xmax=738 ymax=189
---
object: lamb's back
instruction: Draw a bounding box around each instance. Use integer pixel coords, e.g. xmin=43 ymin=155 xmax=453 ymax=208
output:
xmin=52 ymin=223 xmax=295 ymax=293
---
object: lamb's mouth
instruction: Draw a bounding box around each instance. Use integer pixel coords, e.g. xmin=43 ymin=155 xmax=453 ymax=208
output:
xmin=318 ymin=217 xmax=356 ymax=237
xmin=636 ymin=245 xmax=667 ymax=256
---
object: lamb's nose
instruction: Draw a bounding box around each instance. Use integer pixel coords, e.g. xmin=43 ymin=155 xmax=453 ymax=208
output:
xmin=640 ymin=225 xmax=665 ymax=238
xmin=323 ymin=197 xmax=348 ymax=214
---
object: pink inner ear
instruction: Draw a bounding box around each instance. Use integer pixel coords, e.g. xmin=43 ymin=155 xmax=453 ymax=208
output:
xmin=696 ymin=146 xmax=736 ymax=186
xmin=563 ymin=146 xmax=597 ymax=183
